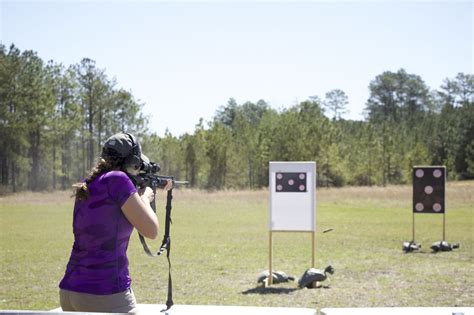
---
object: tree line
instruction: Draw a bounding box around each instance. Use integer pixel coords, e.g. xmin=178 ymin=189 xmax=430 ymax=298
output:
xmin=0 ymin=44 xmax=147 ymax=192
xmin=1 ymin=43 xmax=473 ymax=193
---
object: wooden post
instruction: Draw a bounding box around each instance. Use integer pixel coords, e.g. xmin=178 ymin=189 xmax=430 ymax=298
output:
xmin=443 ymin=212 xmax=446 ymax=241
xmin=268 ymin=231 xmax=273 ymax=286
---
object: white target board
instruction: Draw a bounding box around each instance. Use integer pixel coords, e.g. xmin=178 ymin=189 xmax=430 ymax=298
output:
xmin=269 ymin=161 xmax=316 ymax=231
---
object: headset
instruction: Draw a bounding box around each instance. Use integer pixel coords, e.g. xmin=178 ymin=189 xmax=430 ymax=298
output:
xmin=123 ymin=133 xmax=142 ymax=171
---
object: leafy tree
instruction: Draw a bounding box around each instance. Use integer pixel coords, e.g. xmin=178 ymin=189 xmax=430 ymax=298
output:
xmin=435 ymin=73 xmax=474 ymax=179
xmin=0 ymin=44 xmax=27 ymax=192
xmin=45 ymin=61 xmax=82 ymax=188
xmin=74 ymin=58 xmax=108 ymax=170
xmin=366 ymin=68 xmax=430 ymax=125
xmin=206 ymin=121 xmax=231 ymax=190
xmin=365 ymin=69 xmax=432 ymax=185
xmin=17 ymin=50 xmax=55 ymax=190
xmin=323 ymin=89 xmax=348 ymax=120
xmin=254 ymin=108 xmax=279 ymax=187
xmin=181 ymin=133 xmax=198 ymax=187
xmin=343 ymin=121 xmax=378 ymax=186
xmin=215 ymin=98 xmax=238 ymax=128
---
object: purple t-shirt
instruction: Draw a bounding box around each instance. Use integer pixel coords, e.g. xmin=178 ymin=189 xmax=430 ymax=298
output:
xmin=59 ymin=171 xmax=137 ymax=295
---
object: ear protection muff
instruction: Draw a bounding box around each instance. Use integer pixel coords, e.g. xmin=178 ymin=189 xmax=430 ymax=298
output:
xmin=123 ymin=133 xmax=142 ymax=171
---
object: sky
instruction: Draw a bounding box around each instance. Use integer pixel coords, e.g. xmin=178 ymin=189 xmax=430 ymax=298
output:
xmin=1 ymin=0 xmax=472 ymax=136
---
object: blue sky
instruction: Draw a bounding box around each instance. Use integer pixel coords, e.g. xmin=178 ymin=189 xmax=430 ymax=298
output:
xmin=1 ymin=1 xmax=472 ymax=136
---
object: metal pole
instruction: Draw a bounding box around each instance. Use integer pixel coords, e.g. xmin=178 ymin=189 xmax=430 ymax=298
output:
xmin=412 ymin=212 xmax=415 ymax=241
xmin=312 ymin=231 xmax=315 ymax=268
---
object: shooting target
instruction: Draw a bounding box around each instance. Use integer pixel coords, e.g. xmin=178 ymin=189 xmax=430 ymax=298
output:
xmin=275 ymin=172 xmax=307 ymax=192
xmin=412 ymin=166 xmax=445 ymax=214
xmin=269 ymin=162 xmax=316 ymax=231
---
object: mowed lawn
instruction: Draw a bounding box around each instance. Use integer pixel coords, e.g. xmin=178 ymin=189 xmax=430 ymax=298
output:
xmin=0 ymin=182 xmax=472 ymax=311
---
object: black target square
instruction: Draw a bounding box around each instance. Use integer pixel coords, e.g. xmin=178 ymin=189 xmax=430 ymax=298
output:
xmin=275 ymin=172 xmax=307 ymax=192
xmin=412 ymin=166 xmax=445 ymax=214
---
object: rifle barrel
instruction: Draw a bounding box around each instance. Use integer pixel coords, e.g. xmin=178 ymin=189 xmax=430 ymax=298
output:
xmin=174 ymin=180 xmax=189 ymax=185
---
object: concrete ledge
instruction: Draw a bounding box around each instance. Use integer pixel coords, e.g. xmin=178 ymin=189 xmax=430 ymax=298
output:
xmin=2 ymin=304 xmax=317 ymax=315
xmin=1 ymin=312 xmax=120 ymax=315
xmin=137 ymin=304 xmax=317 ymax=314
xmin=320 ymin=307 xmax=474 ymax=315
xmin=5 ymin=305 xmax=472 ymax=315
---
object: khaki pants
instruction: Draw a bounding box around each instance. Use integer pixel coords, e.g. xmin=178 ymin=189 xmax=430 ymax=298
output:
xmin=59 ymin=288 xmax=137 ymax=313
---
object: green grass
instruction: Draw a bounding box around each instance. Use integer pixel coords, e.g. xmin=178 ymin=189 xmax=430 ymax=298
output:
xmin=0 ymin=182 xmax=473 ymax=311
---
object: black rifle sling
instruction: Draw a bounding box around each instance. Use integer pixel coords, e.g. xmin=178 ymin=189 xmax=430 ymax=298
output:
xmin=162 ymin=189 xmax=173 ymax=312
xmin=138 ymin=185 xmax=174 ymax=312
xmin=138 ymin=184 xmax=158 ymax=256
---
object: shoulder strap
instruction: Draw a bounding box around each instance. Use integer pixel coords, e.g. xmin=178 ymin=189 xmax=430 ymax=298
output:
xmin=138 ymin=186 xmax=174 ymax=311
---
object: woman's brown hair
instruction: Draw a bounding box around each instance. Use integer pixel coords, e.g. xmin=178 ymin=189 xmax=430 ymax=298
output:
xmin=72 ymin=156 xmax=124 ymax=201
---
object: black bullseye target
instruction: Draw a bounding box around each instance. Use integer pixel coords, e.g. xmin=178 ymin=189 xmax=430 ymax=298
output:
xmin=275 ymin=172 xmax=307 ymax=192
xmin=413 ymin=166 xmax=445 ymax=214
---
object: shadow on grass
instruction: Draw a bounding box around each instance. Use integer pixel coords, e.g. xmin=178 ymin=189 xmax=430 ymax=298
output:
xmin=402 ymin=251 xmax=429 ymax=254
xmin=242 ymin=284 xmax=332 ymax=295
xmin=241 ymin=286 xmax=299 ymax=295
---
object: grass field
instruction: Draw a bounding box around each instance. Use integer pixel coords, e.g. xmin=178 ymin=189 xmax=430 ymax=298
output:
xmin=0 ymin=182 xmax=473 ymax=311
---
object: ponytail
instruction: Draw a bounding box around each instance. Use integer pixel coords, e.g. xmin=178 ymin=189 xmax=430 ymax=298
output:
xmin=72 ymin=182 xmax=89 ymax=201
xmin=72 ymin=156 xmax=124 ymax=201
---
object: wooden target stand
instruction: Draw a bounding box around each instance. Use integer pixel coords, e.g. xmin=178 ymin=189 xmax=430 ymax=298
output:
xmin=267 ymin=162 xmax=316 ymax=286
xmin=411 ymin=166 xmax=446 ymax=243
xmin=268 ymin=230 xmax=315 ymax=286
